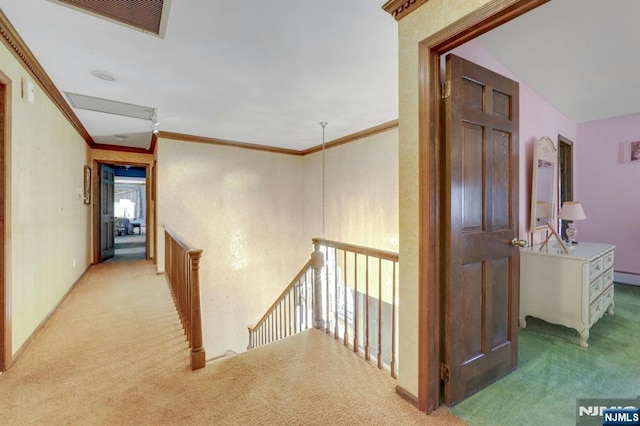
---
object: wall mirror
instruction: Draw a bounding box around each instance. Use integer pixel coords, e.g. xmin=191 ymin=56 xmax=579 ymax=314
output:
xmin=530 ymin=136 xmax=558 ymax=232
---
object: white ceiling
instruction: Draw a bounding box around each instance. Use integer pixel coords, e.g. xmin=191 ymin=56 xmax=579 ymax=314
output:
xmin=0 ymin=0 xmax=637 ymax=151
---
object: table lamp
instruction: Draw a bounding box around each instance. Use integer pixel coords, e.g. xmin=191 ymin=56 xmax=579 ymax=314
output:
xmin=558 ymin=201 xmax=586 ymax=245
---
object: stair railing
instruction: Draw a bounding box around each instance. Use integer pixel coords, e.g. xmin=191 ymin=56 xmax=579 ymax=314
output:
xmin=164 ymin=226 xmax=206 ymax=370
xmin=248 ymin=238 xmax=399 ymax=379
xmin=246 ymin=252 xmax=320 ymax=350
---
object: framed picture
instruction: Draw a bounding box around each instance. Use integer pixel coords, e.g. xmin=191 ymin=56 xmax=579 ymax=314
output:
xmin=83 ymin=165 xmax=91 ymax=205
xmin=618 ymin=141 xmax=640 ymax=163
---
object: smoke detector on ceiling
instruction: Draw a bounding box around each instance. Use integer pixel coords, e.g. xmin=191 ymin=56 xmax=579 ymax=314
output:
xmin=91 ymin=70 xmax=117 ymax=82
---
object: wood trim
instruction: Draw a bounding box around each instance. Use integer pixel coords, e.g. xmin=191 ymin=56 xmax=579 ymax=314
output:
xmin=301 ymin=120 xmax=398 ymax=155
xmin=312 ymin=238 xmax=398 ymax=262
xmin=158 ymin=131 xmax=302 ymax=156
xmin=9 ymin=265 xmax=90 ymax=368
xmin=149 ymin=133 xmax=158 ymax=154
xmin=159 ymin=121 xmax=398 ymax=157
xmin=0 ymin=10 xmax=93 ymax=146
xmin=429 ymin=0 xmax=551 ymax=53
xmin=395 ymin=385 xmax=419 ymax=408
xmin=415 ymin=0 xmax=550 ymax=413
xmin=0 ymin=69 xmax=10 ymax=372
xmin=91 ymin=143 xmax=152 ymax=155
xmin=382 ymin=0 xmax=430 ymax=21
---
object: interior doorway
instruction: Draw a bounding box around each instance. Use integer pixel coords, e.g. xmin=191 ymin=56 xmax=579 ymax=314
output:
xmin=96 ymin=162 xmax=149 ymax=263
xmin=416 ymin=0 xmax=550 ymax=413
xmin=558 ymin=136 xmax=574 ymax=240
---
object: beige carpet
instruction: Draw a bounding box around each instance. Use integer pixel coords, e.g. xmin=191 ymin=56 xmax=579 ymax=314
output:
xmin=0 ymin=260 xmax=462 ymax=425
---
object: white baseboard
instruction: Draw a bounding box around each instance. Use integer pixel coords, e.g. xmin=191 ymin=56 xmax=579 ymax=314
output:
xmin=614 ymin=272 xmax=640 ymax=286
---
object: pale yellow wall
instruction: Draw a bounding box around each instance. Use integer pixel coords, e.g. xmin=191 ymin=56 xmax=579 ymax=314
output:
xmin=0 ymin=43 xmax=91 ymax=355
xmin=156 ymin=139 xmax=308 ymax=356
xmin=396 ymin=0 xmax=494 ymax=398
xmin=303 ymin=127 xmax=399 ymax=251
xmin=90 ymin=149 xmax=155 ymax=260
xmin=157 ymin=128 xmax=400 ymax=357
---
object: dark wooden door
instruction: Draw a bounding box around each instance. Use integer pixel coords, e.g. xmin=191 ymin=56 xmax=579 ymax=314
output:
xmin=100 ymin=164 xmax=115 ymax=262
xmin=442 ymin=54 xmax=520 ymax=405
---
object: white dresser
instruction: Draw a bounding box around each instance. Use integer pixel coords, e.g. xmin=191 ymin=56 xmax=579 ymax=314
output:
xmin=519 ymin=242 xmax=615 ymax=347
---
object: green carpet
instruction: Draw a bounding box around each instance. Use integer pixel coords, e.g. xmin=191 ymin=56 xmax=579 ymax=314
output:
xmin=451 ymin=283 xmax=640 ymax=426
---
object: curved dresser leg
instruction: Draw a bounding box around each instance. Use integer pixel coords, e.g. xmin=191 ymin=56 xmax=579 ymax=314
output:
xmin=607 ymin=303 xmax=614 ymax=315
xmin=519 ymin=316 xmax=527 ymax=328
xmin=579 ymin=328 xmax=589 ymax=348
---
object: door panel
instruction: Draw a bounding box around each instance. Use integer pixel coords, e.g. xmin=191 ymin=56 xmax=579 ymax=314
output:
xmin=443 ymin=54 xmax=520 ymax=405
xmin=100 ymin=164 xmax=115 ymax=262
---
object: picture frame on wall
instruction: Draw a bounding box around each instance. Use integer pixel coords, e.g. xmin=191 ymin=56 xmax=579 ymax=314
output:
xmin=83 ymin=165 xmax=91 ymax=205
xmin=618 ymin=141 xmax=640 ymax=163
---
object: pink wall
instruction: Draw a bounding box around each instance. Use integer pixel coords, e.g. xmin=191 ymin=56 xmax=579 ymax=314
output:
xmin=576 ymin=113 xmax=640 ymax=274
xmin=450 ymin=41 xmax=577 ymax=241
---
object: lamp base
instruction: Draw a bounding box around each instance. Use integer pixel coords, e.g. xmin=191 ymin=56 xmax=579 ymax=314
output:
xmin=566 ymin=222 xmax=578 ymax=245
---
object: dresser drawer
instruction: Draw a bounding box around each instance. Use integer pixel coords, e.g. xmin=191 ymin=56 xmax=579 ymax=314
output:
xmin=602 ymin=285 xmax=614 ymax=310
xmin=603 ymin=268 xmax=614 ymax=287
xmin=589 ymin=275 xmax=604 ymax=303
xmin=589 ymin=296 xmax=604 ymax=324
xmin=589 ymin=256 xmax=604 ymax=278
xmin=603 ymin=250 xmax=614 ymax=271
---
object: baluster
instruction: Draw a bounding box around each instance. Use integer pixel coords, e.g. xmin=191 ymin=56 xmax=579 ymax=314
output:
xmin=365 ymin=255 xmax=370 ymax=361
xmin=343 ymin=249 xmax=348 ymax=347
xmin=377 ymin=258 xmax=383 ymax=369
xmin=353 ymin=252 xmax=358 ymax=353
xmin=334 ymin=247 xmax=339 ymax=339
xmin=391 ymin=261 xmax=397 ymax=379
xmin=325 ymin=246 xmax=331 ymax=334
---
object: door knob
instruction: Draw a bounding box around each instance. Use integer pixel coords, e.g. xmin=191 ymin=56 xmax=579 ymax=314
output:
xmin=511 ymin=238 xmax=527 ymax=248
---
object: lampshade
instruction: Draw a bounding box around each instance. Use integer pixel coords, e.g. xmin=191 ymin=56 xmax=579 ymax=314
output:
xmin=559 ymin=201 xmax=586 ymax=221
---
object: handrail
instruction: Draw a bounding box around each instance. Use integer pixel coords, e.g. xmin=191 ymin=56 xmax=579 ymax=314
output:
xmin=164 ymin=226 xmax=206 ymax=370
xmin=249 ymin=239 xmax=399 ymax=379
xmin=312 ymin=238 xmax=399 ymax=262
xmin=247 ymin=258 xmax=316 ymax=350
xmin=250 ymin=258 xmax=314 ymax=332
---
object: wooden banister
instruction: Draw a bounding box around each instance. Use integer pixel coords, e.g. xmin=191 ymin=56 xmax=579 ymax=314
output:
xmin=312 ymin=238 xmax=399 ymax=262
xmin=249 ymin=238 xmax=399 ymax=380
xmin=164 ymin=226 xmax=206 ymax=370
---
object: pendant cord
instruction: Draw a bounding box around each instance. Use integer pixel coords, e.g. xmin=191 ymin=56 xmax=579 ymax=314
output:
xmin=320 ymin=122 xmax=328 ymax=241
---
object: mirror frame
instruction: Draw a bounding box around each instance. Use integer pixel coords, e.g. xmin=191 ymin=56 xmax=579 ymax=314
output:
xmin=530 ymin=136 xmax=558 ymax=232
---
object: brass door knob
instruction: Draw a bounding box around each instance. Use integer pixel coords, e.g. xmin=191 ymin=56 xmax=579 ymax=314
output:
xmin=511 ymin=238 xmax=527 ymax=248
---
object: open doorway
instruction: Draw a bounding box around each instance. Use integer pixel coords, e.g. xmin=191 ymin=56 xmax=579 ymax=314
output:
xmin=113 ymin=166 xmax=147 ymax=261
xmin=96 ymin=162 xmax=148 ymax=263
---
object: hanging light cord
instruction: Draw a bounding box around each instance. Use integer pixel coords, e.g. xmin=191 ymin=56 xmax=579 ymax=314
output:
xmin=320 ymin=122 xmax=328 ymax=240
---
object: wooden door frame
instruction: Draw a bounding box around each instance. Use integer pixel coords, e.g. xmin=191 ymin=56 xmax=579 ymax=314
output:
xmin=0 ymin=69 xmax=10 ymax=371
xmin=416 ymin=0 xmax=551 ymax=413
xmin=558 ymin=135 xmax=574 ymax=240
xmin=93 ymin=160 xmax=151 ymax=264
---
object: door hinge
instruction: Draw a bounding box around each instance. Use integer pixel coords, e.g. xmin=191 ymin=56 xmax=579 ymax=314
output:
xmin=440 ymin=363 xmax=450 ymax=382
xmin=441 ymin=81 xmax=451 ymax=99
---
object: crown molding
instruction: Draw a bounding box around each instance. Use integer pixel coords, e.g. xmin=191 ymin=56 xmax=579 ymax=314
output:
xmin=157 ymin=131 xmax=303 ymax=156
xmin=382 ymin=0 xmax=430 ymax=21
xmin=159 ymin=120 xmax=399 ymax=157
xmin=91 ymin=143 xmax=153 ymax=155
xmin=301 ymin=119 xmax=399 ymax=155
xmin=0 ymin=10 xmax=93 ymax=146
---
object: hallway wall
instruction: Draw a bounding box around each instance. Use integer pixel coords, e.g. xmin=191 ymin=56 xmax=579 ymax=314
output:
xmin=156 ymin=126 xmax=399 ymax=356
xmin=156 ymin=139 xmax=307 ymax=355
xmin=0 ymin=41 xmax=91 ymax=356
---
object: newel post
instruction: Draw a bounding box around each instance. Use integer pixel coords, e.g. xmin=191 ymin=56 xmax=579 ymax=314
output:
xmin=189 ymin=249 xmax=206 ymax=370
xmin=311 ymin=241 xmax=325 ymax=329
